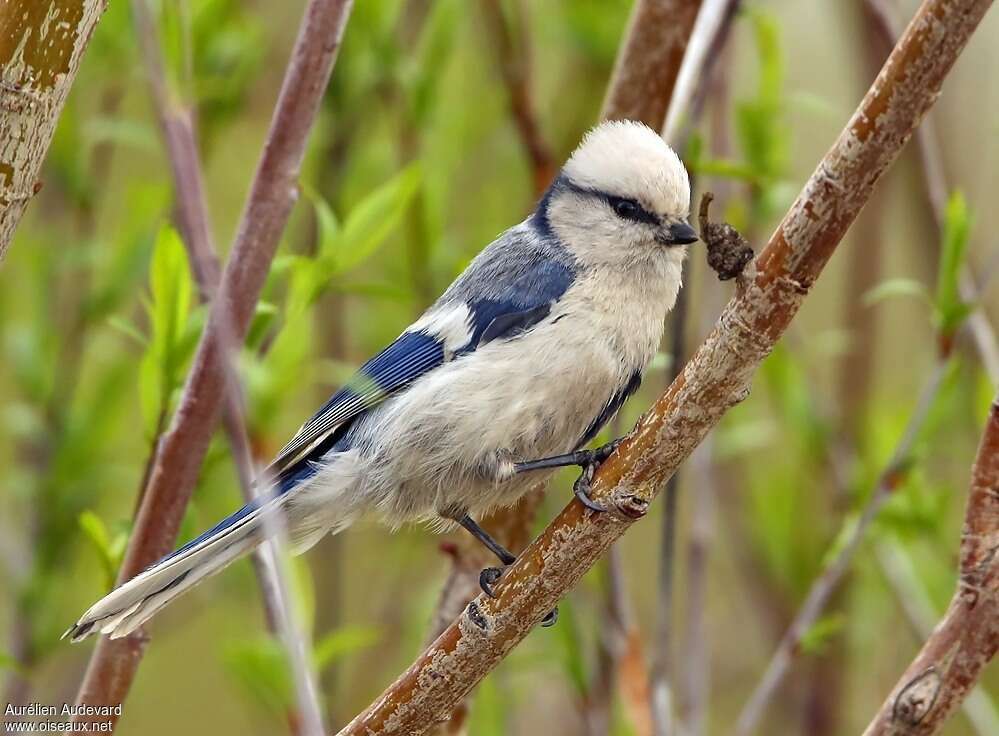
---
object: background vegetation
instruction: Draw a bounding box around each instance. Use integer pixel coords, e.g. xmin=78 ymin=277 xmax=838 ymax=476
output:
xmin=2 ymin=0 xmax=999 ymax=734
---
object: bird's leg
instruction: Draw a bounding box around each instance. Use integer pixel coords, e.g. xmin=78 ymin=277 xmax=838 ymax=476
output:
xmin=513 ymin=439 xmax=622 ymax=512
xmin=456 ymin=513 xmax=516 ymax=567
xmin=454 ymin=513 xmax=559 ymax=627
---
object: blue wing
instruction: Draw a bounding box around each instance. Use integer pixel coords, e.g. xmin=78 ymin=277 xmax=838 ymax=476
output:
xmin=268 ymin=245 xmax=577 ymax=484
xmin=267 ymin=330 xmax=445 ymax=479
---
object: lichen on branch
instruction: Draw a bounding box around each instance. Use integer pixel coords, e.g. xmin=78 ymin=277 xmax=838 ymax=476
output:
xmin=0 ymin=0 xmax=108 ymax=259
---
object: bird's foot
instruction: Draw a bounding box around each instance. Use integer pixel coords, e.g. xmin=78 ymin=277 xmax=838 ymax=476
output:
xmin=477 ymin=565 xmax=558 ymax=627
xmin=479 ymin=566 xmax=504 ymax=598
xmin=571 ymin=439 xmax=621 ymax=512
xmin=513 ymin=438 xmax=622 ymax=512
xmin=573 ymin=463 xmax=608 ymax=512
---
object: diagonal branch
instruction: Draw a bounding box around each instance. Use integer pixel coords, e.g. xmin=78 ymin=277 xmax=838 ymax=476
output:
xmin=338 ymin=1 xmax=994 ymax=733
xmin=862 ymin=394 xmax=999 ymax=735
xmin=70 ymin=0 xmax=354 ymax=729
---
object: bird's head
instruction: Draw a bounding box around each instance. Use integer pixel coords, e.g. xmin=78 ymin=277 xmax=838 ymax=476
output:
xmin=538 ymin=120 xmax=696 ymax=269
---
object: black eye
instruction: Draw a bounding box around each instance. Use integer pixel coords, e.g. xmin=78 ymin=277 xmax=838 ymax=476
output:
xmin=611 ymin=198 xmax=640 ymax=219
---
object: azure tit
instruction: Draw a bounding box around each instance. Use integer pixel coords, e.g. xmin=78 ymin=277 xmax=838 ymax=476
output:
xmin=68 ymin=120 xmax=696 ymax=641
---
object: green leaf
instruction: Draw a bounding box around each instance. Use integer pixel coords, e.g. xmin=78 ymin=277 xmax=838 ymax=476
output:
xmin=330 ymin=164 xmax=422 ymax=273
xmin=246 ymin=301 xmax=280 ymax=352
xmin=222 ymin=636 xmax=293 ymax=716
xmin=106 ymin=315 xmax=148 ymax=348
xmin=138 ymin=225 xmax=198 ymax=435
xmin=79 ymin=511 xmax=118 ymax=590
xmin=312 ymin=625 xmax=380 ymax=671
xmin=799 ymin=613 xmax=846 ymax=655
xmin=863 ymin=278 xmax=930 ymax=308
xmin=934 ymin=191 xmax=973 ymax=337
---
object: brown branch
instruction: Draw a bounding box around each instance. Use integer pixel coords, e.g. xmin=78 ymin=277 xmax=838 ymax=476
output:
xmin=70 ymin=0 xmax=354 ymax=729
xmin=480 ymin=0 xmax=555 ymax=196
xmin=600 ymin=0 xmax=704 ymax=127
xmin=875 ymin=542 xmax=999 ymax=734
xmin=862 ymin=395 xmax=999 ymax=735
xmin=337 ymin=1 xmax=993 ymax=734
xmin=0 ymin=0 xmax=108 ymax=260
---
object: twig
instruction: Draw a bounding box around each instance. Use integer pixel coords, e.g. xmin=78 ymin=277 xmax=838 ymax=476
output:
xmin=480 ymin=0 xmax=555 ymax=196
xmin=337 ymin=2 xmax=993 ymax=733
xmin=0 ymin=0 xmax=108 ymax=260
xmin=70 ymin=1 xmax=355 ymax=729
xmin=733 ymin=360 xmax=948 ymax=736
xmin=676 ymin=55 xmax=734 ymax=736
xmin=874 ymin=542 xmax=999 ymax=735
xmin=662 ymin=0 xmax=741 ymax=142
xmin=600 ymin=0 xmax=705 ymax=128
xmin=862 ymin=393 xmax=999 ymax=735
xmin=130 ymin=3 xmax=327 ymax=731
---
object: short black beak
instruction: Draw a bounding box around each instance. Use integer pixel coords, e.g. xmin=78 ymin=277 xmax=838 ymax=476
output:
xmin=666 ymin=221 xmax=699 ymax=245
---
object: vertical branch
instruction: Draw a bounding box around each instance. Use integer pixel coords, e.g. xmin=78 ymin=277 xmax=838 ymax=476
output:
xmin=862 ymin=397 xmax=999 ymax=736
xmin=651 ymin=4 xmax=740 ymax=733
xmin=0 ymin=0 xmax=107 ymax=259
xmin=70 ymin=1 xmax=355 ymax=729
xmin=600 ymin=0 xmax=704 ymax=127
xmin=480 ymin=0 xmax=555 ymax=195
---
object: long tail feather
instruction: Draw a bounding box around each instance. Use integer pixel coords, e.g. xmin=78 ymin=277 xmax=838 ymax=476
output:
xmin=65 ymin=499 xmax=269 ymax=642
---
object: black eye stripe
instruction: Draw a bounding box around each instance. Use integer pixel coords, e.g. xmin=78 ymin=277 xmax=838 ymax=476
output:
xmin=606 ymin=195 xmax=659 ymax=225
xmin=552 ymin=174 xmax=662 ymax=226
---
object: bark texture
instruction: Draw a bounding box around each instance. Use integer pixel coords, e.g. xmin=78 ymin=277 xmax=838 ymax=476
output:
xmin=338 ymin=1 xmax=993 ymax=733
xmin=600 ymin=0 xmax=704 ymax=128
xmin=0 ymin=0 xmax=107 ymax=259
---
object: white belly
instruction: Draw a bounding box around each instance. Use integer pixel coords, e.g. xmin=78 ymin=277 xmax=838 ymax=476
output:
xmin=340 ymin=274 xmax=670 ymax=523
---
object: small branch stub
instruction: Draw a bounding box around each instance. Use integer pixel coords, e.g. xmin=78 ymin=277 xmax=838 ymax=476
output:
xmin=698 ymin=191 xmax=754 ymax=281
xmin=892 ymin=668 xmax=943 ymax=726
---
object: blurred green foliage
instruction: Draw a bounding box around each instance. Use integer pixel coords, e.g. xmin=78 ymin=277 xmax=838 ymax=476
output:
xmin=1 ymin=1 xmax=998 ymax=735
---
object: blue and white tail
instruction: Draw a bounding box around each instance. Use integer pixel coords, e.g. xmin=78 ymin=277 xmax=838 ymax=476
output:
xmin=64 ymin=497 xmax=276 ymax=642
xmin=65 ymin=452 xmax=369 ymax=642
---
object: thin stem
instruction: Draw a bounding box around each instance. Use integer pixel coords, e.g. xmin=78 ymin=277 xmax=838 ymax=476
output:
xmin=733 ymin=360 xmax=949 ymax=736
xmin=130 ymin=2 xmax=325 ymax=730
xmin=71 ymin=1 xmax=355 ymax=729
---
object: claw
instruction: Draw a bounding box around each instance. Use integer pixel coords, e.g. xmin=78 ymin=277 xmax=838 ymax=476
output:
xmin=573 ymin=465 xmax=608 ymax=512
xmin=479 ymin=566 xmax=503 ymax=598
xmin=541 ymin=607 xmax=559 ymax=627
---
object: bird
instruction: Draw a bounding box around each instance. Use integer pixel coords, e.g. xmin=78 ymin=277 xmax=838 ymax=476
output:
xmin=66 ymin=119 xmax=697 ymax=642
